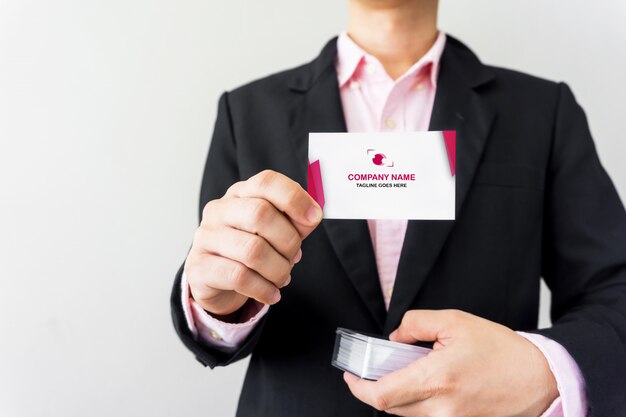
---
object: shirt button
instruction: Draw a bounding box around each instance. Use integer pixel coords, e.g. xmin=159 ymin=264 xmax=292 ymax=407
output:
xmin=366 ymin=64 xmax=377 ymax=75
xmin=350 ymin=80 xmax=360 ymax=90
xmin=385 ymin=118 xmax=397 ymax=129
xmin=210 ymin=330 xmax=223 ymax=341
xmin=387 ymin=287 xmax=393 ymax=300
xmin=415 ymin=82 xmax=425 ymax=91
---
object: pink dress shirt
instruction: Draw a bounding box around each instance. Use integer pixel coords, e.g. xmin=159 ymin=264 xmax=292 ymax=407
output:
xmin=182 ymin=31 xmax=588 ymax=417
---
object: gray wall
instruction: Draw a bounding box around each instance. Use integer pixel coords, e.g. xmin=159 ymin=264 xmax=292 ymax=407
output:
xmin=1 ymin=1 xmax=625 ymax=416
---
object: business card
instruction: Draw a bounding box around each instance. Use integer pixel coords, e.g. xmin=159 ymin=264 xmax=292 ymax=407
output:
xmin=308 ymin=132 xmax=456 ymax=220
xmin=332 ymin=328 xmax=432 ymax=380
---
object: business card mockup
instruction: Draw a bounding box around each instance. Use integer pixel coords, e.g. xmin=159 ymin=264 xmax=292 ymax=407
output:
xmin=308 ymin=132 xmax=456 ymax=220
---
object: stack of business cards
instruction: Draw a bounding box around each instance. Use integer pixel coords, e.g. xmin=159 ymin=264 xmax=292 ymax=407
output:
xmin=331 ymin=328 xmax=432 ymax=380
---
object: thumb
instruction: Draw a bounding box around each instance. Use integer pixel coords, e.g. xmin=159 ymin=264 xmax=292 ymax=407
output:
xmin=389 ymin=309 xmax=461 ymax=345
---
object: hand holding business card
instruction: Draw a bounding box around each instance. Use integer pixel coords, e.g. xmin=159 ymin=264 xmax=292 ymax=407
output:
xmin=342 ymin=310 xmax=560 ymax=417
xmin=308 ymin=131 xmax=456 ymax=220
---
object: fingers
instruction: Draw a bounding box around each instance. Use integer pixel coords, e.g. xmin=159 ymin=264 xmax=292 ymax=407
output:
xmin=189 ymin=170 xmax=319 ymax=315
xmin=389 ymin=309 xmax=466 ymax=345
xmin=193 ymin=225 xmax=292 ymax=288
xmin=343 ymin=364 xmax=431 ymax=413
xmin=188 ymin=252 xmax=281 ymax=306
xmin=203 ymin=197 xmax=302 ymax=261
xmin=225 ymin=170 xmax=322 ymax=238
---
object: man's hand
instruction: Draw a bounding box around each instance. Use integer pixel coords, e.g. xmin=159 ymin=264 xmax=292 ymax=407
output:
xmin=184 ymin=170 xmax=323 ymax=317
xmin=344 ymin=310 xmax=559 ymax=417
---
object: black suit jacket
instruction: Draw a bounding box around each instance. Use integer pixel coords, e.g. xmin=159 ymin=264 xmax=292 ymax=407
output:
xmin=171 ymin=36 xmax=626 ymax=416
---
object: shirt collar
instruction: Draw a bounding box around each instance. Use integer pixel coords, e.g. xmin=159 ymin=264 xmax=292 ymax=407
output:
xmin=336 ymin=31 xmax=447 ymax=88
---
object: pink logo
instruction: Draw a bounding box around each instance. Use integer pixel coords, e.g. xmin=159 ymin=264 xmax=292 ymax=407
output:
xmin=367 ymin=149 xmax=394 ymax=167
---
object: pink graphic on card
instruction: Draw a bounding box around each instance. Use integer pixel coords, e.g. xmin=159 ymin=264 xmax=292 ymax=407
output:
xmin=367 ymin=149 xmax=394 ymax=167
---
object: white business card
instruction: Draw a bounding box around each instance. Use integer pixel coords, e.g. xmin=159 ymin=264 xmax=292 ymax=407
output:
xmin=308 ymin=132 xmax=456 ymax=220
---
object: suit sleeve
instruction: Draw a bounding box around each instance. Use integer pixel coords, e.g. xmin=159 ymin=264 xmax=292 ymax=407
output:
xmin=535 ymin=83 xmax=626 ymax=416
xmin=170 ymin=91 xmax=269 ymax=368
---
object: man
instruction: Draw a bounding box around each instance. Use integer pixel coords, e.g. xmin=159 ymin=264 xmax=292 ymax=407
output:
xmin=171 ymin=0 xmax=626 ymax=416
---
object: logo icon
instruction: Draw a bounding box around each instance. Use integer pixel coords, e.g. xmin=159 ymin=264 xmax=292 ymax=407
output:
xmin=367 ymin=149 xmax=394 ymax=167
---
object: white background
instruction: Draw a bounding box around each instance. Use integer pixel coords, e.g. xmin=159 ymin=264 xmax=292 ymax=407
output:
xmin=1 ymin=1 xmax=625 ymax=416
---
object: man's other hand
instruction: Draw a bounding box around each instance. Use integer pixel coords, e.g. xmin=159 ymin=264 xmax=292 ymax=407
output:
xmin=344 ymin=309 xmax=559 ymax=417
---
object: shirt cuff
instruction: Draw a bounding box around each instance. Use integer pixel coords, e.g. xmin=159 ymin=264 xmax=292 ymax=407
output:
xmin=518 ymin=331 xmax=588 ymax=417
xmin=181 ymin=272 xmax=269 ymax=352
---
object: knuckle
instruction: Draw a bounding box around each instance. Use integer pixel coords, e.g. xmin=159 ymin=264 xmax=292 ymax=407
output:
xmin=243 ymin=234 xmax=266 ymax=264
xmin=373 ymin=393 xmax=390 ymax=412
xmin=192 ymin=225 xmax=217 ymax=251
xmin=249 ymin=199 xmax=273 ymax=229
xmin=286 ymin=231 xmax=302 ymax=258
xmin=263 ymin=286 xmax=277 ymax=303
xmin=185 ymin=259 xmax=214 ymax=298
xmin=446 ymin=309 xmax=465 ymax=321
xmin=195 ymin=279 xmax=218 ymax=301
xmin=201 ymin=199 xmax=219 ymax=224
xmin=283 ymin=185 xmax=303 ymax=208
xmin=402 ymin=310 xmax=418 ymax=328
xmin=255 ymin=169 xmax=278 ymax=188
xmin=226 ymin=180 xmax=244 ymax=195
xmin=228 ymin=262 xmax=249 ymax=290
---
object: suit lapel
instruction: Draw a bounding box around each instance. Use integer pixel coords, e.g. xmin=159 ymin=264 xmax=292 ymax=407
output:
xmin=384 ymin=38 xmax=497 ymax=334
xmin=285 ymin=37 xmax=496 ymax=333
xmin=287 ymin=39 xmax=387 ymax=330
